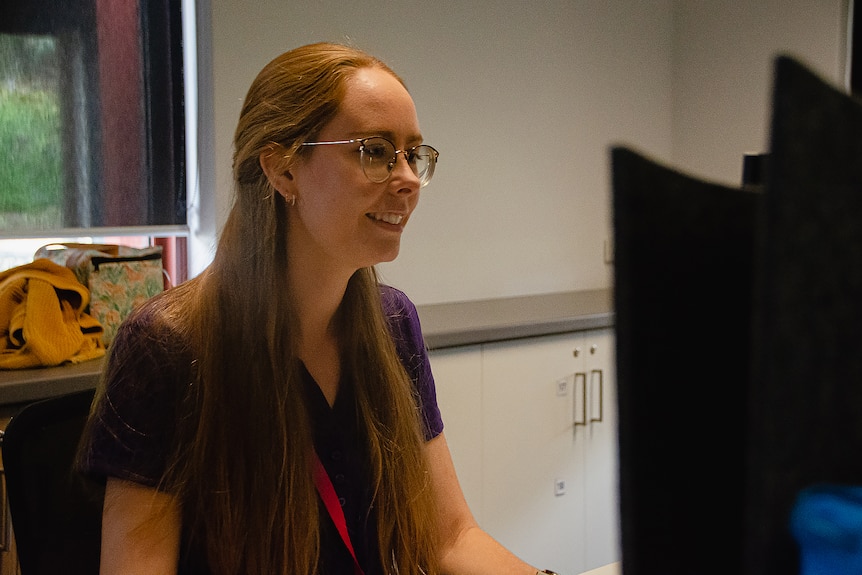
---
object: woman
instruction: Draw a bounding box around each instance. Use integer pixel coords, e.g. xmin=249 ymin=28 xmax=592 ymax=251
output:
xmin=78 ymin=42 xmax=551 ymax=575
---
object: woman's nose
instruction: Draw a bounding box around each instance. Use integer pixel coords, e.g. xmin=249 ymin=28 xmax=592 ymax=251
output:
xmin=389 ymin=153 xmax=421 ymax=191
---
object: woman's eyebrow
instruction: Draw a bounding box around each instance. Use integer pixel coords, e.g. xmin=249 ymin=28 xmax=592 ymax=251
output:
xmin=348 ymin=130 xmax=424 ymax=144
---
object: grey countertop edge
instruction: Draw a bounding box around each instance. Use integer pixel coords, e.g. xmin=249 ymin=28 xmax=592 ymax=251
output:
xmin=0 ymin=357 xmax=105 ymax=409
xmin=418 ymin=288 xmax=615 ymax=350
xmin=0 ymin=288 xmax=614 ymax=406
xmin=421 ymin=312 xmax=615 ymax=350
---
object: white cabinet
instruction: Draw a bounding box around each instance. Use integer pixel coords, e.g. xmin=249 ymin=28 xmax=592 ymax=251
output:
xmin=426 ymin=344 xmax=484 ymax=516
xmin=481 ymin=333 xmax=587 ymax=573
xmin=430 ymin=329 xmax=618 ymax=575
xmin=577 ymin=331 xmax=618 ymax=571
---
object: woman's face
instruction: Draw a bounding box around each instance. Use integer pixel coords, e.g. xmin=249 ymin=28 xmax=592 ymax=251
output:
xmin=284 ymin=67 xmax=424 ymax=278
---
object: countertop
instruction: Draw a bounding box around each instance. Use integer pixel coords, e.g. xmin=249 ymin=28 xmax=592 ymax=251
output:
xmin=418 ymin=288 xmax=614 ymax=350
xmin=0 ymin=288 xmax=614 ymax=407
xmin=0 ymin=357 xmax=105 ymax=409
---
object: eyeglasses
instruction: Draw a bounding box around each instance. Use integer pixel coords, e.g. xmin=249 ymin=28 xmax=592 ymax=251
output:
xmin=300 ymin=136 xmax=439 ymax=187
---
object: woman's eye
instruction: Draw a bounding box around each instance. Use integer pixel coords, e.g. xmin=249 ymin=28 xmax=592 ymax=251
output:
xmin=364 ymin=144 xmax=390 ymax=160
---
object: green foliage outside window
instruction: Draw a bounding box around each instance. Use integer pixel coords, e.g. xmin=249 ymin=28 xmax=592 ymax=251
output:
xmin=0 ymin=34 xmax=62 ymax=229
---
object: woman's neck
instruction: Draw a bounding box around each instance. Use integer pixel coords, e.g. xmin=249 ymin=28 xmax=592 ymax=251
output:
xmin=287 ymin=251 xmax=354 ymax=407
xmin=289 ymin=257 xmax=350 ymax=338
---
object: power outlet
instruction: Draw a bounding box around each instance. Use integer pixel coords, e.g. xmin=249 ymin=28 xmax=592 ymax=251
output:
xmin=556 ymin=378 xmax=568 ymax=396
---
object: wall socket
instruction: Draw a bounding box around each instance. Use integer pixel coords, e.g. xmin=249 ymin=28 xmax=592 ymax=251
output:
xmin=556 ymin=378 xmax=568 ymax=396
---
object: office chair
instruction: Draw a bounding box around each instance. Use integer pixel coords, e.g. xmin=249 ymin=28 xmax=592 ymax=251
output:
xmin=2 ymin=388 xmax=103 ymax=575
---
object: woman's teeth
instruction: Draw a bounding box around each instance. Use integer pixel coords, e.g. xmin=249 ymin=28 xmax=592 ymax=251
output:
xmin=370 ymin=213 xmax=403 ymax=225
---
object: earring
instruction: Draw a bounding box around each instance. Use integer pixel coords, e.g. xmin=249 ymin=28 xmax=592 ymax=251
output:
xmin=287 ymin=195 xmax=296 ymax=206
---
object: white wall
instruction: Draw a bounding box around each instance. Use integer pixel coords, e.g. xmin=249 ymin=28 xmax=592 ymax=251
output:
xmin=205 ymin=0 xmax=674 ymax=305
xmin=669 ymin=0 xmax=849 ymax=186
xmin=199 ymin=0 xmax=848 ymax=305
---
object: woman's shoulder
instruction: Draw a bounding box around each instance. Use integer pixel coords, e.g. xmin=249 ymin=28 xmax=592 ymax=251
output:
xmin=119 ymin=276 xmax=201 ymax=342
xmin=378 ymin=284 xmax=426 ymax=353
xmin=379 ymin=284 xmax=417 ymax=317
xmin=114 ymin=294 xmax=189 ymax=357
xmin=379 ymin=284 xmax=423 ymax=335
xmin=105 ymin=280 xmax=200 ymax=388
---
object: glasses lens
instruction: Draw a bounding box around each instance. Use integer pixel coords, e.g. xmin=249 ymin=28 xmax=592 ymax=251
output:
xmin=410 ymin=145 xmax=437 ymax=187
xmin=360 ymin=138 xmax=396 ymax=183
xmin=360 ymin=138 xmax=438 ymax=186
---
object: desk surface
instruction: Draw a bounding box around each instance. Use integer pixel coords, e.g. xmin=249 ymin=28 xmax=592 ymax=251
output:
xmin=0 ymin=357 xmax=104 ymax=408
xmin=0 ymin=288 xmax=614 ymax=407
xmin=580 ymin=562 xmax=620 ymax=575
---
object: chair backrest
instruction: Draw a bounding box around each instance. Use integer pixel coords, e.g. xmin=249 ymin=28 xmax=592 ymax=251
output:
xmin=614 ymin=55 xmax=862 ymax=575
xmin=2 ymin=388 xmax=103 ymax=575
xmin=612 ymin=146 xmax=762 ymax=575
xmin=744 ymin=55 xmax=862 ymax=575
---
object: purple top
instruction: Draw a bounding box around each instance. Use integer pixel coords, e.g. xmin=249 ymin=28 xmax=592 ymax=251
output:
xmin=78 ymin=284 xmax=443 ymax=574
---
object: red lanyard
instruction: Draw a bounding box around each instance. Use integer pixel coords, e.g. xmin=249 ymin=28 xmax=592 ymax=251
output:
xmin=312 ymin=450 xmax=365 ymax=575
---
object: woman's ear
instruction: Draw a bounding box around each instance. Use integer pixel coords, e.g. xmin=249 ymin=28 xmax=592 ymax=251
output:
xmin=259 ymin=144 xmax=297 ymax=199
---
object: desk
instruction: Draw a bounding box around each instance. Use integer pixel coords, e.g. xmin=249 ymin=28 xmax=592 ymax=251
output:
xmin=0 ymin=357 xmax=103 ymax=412
xmin=580 ymin=562 xmax=620 ymax=575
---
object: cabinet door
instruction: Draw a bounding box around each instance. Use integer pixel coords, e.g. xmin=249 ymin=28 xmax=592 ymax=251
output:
xmin=580 ymin=330 xmax=619 ymax=571
xmin=481 ymin=333 xmax=586 ymax=574
xmin=428 ymin=345 xmax=485 ymax=522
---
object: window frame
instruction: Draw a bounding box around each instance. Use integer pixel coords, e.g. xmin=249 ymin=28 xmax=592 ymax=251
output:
xmin=0 ymin=0 xmax=186 ymax=235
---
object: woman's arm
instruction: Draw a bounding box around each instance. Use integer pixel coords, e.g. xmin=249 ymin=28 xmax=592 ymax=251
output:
xmin=100 ymin=477 xmax=181 ymax=575
xmin=425 ymin=433 xmax=538 ymax=575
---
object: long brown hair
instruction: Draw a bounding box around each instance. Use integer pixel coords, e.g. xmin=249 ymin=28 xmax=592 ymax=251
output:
xmin=154 ymin=43 xmax=439 ymax=574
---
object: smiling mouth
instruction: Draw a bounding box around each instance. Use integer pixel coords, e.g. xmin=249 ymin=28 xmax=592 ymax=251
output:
xmin=368 ymin=212 xmax=404 ymax=225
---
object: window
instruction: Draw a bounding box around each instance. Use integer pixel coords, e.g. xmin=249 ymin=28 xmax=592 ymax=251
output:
xmin=0 ymin=0 xmax=185 ymax=234
xmin=853 ymin=0 xmax=861 ymax=95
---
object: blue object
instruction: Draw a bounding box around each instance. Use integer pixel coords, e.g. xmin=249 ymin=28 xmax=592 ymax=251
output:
xmin=791 ymin=485 xmax=862 ymax=575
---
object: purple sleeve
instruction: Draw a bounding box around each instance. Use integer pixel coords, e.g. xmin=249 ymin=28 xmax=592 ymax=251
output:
xmin=380 ymin=285 xmax=444 ymax=441
xmin=77 ymin=308 xmax=188 ymax=487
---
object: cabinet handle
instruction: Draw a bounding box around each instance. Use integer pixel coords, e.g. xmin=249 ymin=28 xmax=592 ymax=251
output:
xmin=589 ymin=369 xmax=603 ymax=423
xmin=574 ymin=372 xmax=587 ymax=428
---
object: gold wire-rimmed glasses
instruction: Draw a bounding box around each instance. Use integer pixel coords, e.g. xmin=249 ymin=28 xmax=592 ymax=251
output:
xmin=301 ymin=136 xmax=439 ymax=187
